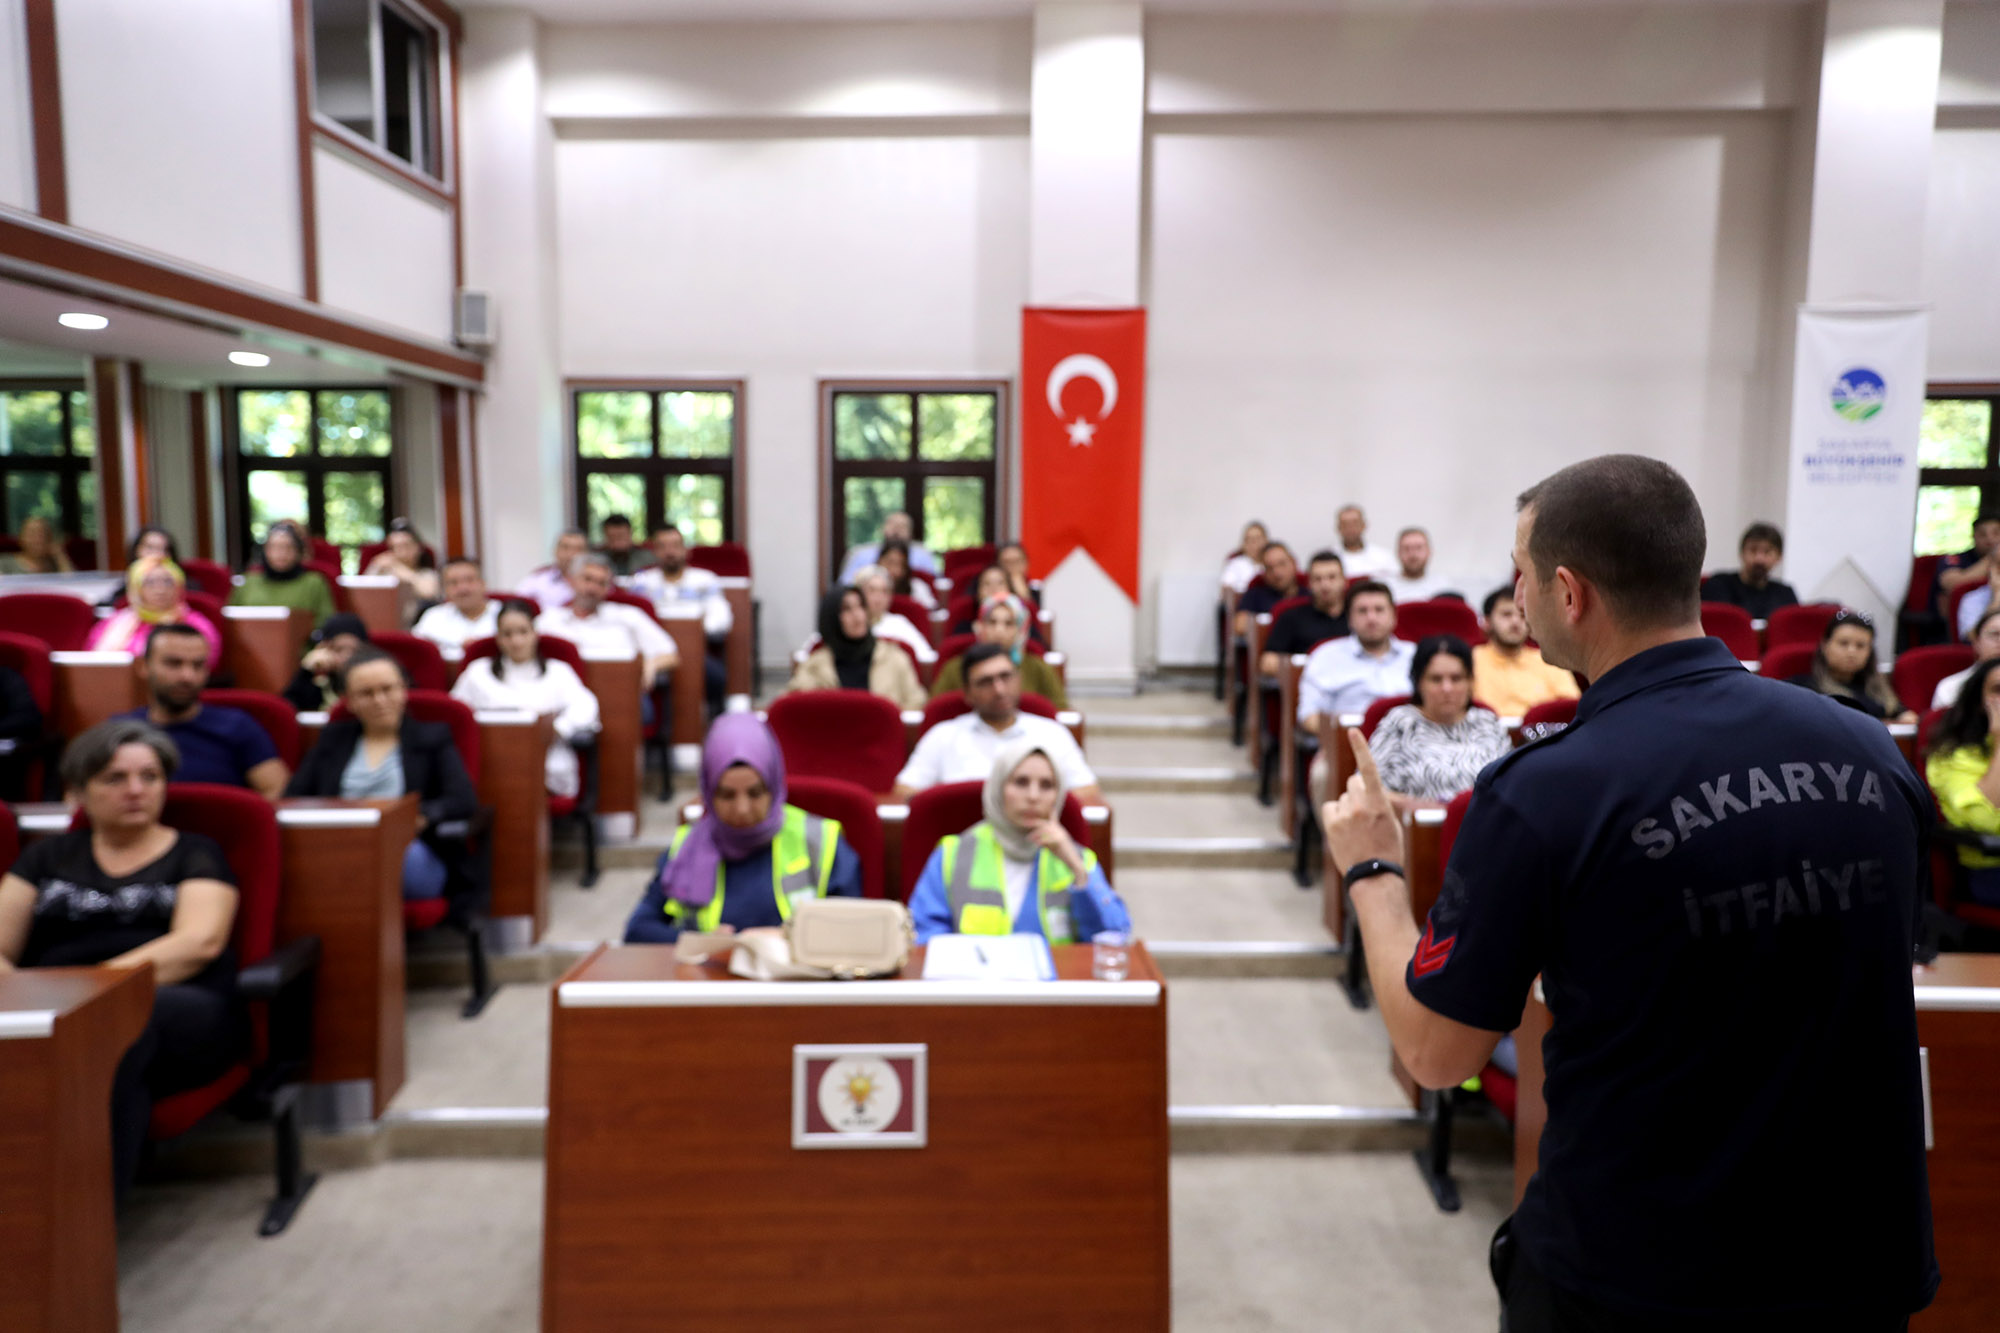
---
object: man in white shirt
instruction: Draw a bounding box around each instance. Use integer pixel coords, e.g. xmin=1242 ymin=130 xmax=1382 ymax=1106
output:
xmin=517 ymin=530 xmax=588 ymax=609
xmin=412 ymin=558 xmax=499 ymax=649
xmin=536 ymin=555 xmax=678 ymax=710
xmin=629 ymin=524 xmax=731 ymax=710
xmin=1335 ymin=505 xmax=1398 ymax=583
xmin=837 ymin=510 xmax=938 ymax=586
xmin=892 ymin=644 xmax=1100 ymax=804
xmin=1301 ymin=582 xmax=1417 ymax=805
xmin=1380 ymin=527 xmax=1455 ymax=603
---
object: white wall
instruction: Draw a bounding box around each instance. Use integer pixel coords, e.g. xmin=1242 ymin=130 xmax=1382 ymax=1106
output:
xmin=0 ymin=0 xmax=34 ymax=212
xmin=55 ymin=0 xmax=302 ymax=294
xmin=1928 ymin=5 xmax=2000 ymax=380
xmin=557 ymin=131 xmax=1028 ymax=660
xmin=314 ymin=145 xmax=457 ymax=344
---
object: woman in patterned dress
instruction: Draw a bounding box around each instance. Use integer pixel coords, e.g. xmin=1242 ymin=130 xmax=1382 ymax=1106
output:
xmin=1368 ymin=634 xmax=1512 ymax=813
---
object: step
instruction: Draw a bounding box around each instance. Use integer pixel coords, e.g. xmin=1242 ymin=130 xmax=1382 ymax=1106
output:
xmin=1120 ymin=868 xmax=1327 ymax=946
xmin=1085 ymin=713 xmax=1231 ymax=738
xmin=1115 ymin=836 xmax=1292 ymax=870
xmin=1095 ymin=765 xmax=1256 ymax=795
xmin=1147 ymin=941 xmax=1340 ymax=979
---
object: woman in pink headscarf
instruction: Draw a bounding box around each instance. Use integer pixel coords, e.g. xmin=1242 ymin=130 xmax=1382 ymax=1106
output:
xmin=88 ymin=557 xmax=222 ymax=659
xmin=622 ymin=713 xmax=863 ymax=943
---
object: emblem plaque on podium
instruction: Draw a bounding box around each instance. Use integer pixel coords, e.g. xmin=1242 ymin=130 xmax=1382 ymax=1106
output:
xmin=792 ymin=1044 xmax=928 ymax=1149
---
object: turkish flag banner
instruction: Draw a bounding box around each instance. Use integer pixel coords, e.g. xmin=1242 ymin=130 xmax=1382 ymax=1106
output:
xmin=1020 ymin=307 xmax=1146 ymax=603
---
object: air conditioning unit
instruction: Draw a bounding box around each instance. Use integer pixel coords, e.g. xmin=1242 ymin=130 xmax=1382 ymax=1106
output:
xmin=455 ymin=289 xmax=496 ymax=350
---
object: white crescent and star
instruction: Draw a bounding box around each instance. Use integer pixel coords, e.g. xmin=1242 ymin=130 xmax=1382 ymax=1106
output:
xmin=1046 ymin=353 xmax=1118 ymax=447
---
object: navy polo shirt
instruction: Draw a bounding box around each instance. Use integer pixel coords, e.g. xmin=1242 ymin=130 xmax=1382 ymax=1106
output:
xmin=120 ymin=705 xmax=279 ymax=788
xmin=1410 ymin=637 xmax=1936 ymax=1322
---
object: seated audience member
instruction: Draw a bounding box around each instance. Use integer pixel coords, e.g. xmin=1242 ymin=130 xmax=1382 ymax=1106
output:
xmin=948 ymin=564 xmax=1048 ymax=644
xmin=0 ymin=719 xmax=246 ymax=1197
xmin=1234 ymin=541 xmax=1302 ymax=636
xmin=623 ymin=713 xmax=861 ymax=943
xmin=908 ymin=739 xmax=1131 ymax=946
xmin=0 ymin=514 xmax=75 ymax=574
xmin=837 ymin=509 xmax=937 ymax=585
xmin=996 ymin=542 xmax=1039 ymax=606
xmin=89 ymin=557 xmax=222 ymax=660
xmin=894 ymin=644 xmax=1100 ymax=804
xmin=286 ymin=648 xmax=476 ymax=901
xmin=1369 ymin=635 xmax=1511 ymax=812
xmin=879 ymin=538 xmax=936 ymax=611
xmin=1934 ymin=512 xmax=2000 ymax=616
xmin=536 ymin=555 xmax=678 ymax=708
xmin=412 ymin=558 xmax=499 ymax=648
xmin=1259 ymin=550 xmax=1349 ymax=677
xmin=231 ymin=521 xmax=337 ymax=629
xmin=595 ymin=513 xmax=655 ymax=578
xmin=1785 ymin=610 xmax=1915 ymax=724
xmin=1935 ymin=606 xmax=2000 ymax=709
xmin=119 ymin=624 xmax=287 ymax=799
xmin=128 ymin=525 xmax=179 ymax=565
xmin=516 ymin=529 xmax=588 ymax=609
xmin=932 ymin=593 xmax=1067 ymax=708
xmin=628 ymin=524 xmax=730 ymax=711
xmin=1926 ymin=657 xmax=2000 ymax=905
xmin=282 ymin=613 xmax=371 ymax=713
xmin=1335 ymin=504 xmax=1397 ymax=582
xmin=853 ymin=565 xmax=938 ymax=664
xmin=1298 ymin=582 xmax=1415 ymax=733
xmin=1221 ymin=521 xmax=1271 ymax=596
xmin=450 ymin=600 xmax=600 ymax=799
xmin=1700 ymin=522 xmax=1800 ymax=620
xmin=1381 ymin=527 xmax=1453 ymax=602
xmin=0 ymin=662 xmax=40 ymax=799
xmin=785 ymin=587 xmax=925 ymax=710
xmin=1957 ymin=560 xmax=2000 ymax=640
xmin=1472 ymin=587 xmax=1581 ymax=717
xmin=363 ymin=518 xmax=441 ymax=628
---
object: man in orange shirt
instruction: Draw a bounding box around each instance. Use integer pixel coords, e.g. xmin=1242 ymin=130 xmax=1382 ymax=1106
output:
xmin=1472 ymin=587 xmax=1580 ymax=717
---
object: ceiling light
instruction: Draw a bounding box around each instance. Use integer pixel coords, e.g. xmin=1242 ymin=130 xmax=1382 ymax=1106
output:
xmin=229 ymin=351 xmax=271 ymax=367
xmin=58 ymin=312 xmax=108 ymax=330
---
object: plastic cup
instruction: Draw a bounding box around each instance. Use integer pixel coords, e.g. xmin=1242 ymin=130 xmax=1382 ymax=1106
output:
xmin=1092 ymin=930 xmax=1131 ymax=982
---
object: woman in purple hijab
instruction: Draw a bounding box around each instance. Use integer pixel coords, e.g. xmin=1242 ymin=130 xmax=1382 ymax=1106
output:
xmin=622 ymin=713 xmax=863 ymax=943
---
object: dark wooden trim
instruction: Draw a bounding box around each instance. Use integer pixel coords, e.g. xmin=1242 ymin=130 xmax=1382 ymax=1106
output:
xmin=290 ymin=0 xmax=321 ymax=302
xmin=448 ymin=29 xmax=465 ymax=290
xmin=312 ymin=120 xmax=455 ymax=205
xmin=1930 ymin=383 xmax=2000 ymax=397
xmin=91 ymin=360 xmax=125 ymax=565
xmin=438 ymin=385 xmax=465 ymax=557
xmin=23 ymin=0 xmax=66 ymax=224
xmin=189 ymin=392 xmax=214 ymax=561
xmin=465 ymin=386 xmax=484 ymax=559
xmin=0 ymin=213 xmax=484 ymax=384
xmin=122 ymin=362 xmax=151 ymax=527
xmin=816 ymin=383 xmax=829 ymax=591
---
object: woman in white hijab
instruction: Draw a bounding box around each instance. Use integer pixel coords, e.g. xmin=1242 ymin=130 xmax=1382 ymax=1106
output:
xmin=908 ymin=737 xmax=1131 ymax=944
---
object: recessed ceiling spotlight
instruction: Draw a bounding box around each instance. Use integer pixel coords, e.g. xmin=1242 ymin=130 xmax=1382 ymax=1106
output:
xmin=229 ymin=351 xmax=272 ymax=367
xmin=58 ymin=312 xmax=109 ymax=330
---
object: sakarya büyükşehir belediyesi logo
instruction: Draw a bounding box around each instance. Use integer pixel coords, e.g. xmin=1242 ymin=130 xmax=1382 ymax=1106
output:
xmin=1831 ymin=367 xmax=1887 ymax=423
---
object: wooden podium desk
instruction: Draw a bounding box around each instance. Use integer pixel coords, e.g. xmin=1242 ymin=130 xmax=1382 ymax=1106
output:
xmin=543 ymin=943 xmax=1170 ymax=1332
xmin=337 ymin=574 xmax=402 ymax=636
xmin=0 ymin=966 xmax=154 ymax=1333
xmin=716 ymin=575 xmax=753 ymax=697
xmin=51 ymin=650 xmax=142 ymax=736
xmin=473 ymin=708 xmax=555 ymax=940
xmin=657 ymin=603 xmax=706 ymax=745
xmin=580 ymin=652 xmax=643 ymax=832
xmin=219 ymin=604 xmax=297 ymax=695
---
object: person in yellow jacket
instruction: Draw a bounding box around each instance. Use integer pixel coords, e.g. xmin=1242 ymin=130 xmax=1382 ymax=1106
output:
xmin=908 ymin=737 xmax=1130 ymax=944
xmin=1924 ymin=655 xmax=2000 ymax=906
xmin=623 ymin=713 xmax=861 ymax=942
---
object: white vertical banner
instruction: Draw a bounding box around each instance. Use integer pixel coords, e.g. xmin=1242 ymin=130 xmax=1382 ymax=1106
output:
xmin=1783 ymin=306 xmax=1930 ymax=629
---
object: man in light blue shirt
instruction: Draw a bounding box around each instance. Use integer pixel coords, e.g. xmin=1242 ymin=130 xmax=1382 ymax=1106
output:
xmin=837 ymin=510 xmax=937 ymax=585
xmin=1298 ymin=582 xmax=1415 ymax=732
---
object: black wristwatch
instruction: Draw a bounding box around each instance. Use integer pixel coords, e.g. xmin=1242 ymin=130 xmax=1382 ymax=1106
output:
xmin=1342 ymin=859 xmax=1406 ymax=893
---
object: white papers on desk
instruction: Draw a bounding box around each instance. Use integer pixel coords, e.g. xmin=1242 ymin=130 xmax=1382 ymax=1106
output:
xmin=921 ymin=934 xmax=1055 ymax=982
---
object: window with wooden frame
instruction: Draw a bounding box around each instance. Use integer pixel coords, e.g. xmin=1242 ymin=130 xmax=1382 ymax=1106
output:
xmin=823 ymin=382 xmax=1006 ymax=578
xmin=230 ymin=388 xmax=395 ymax=571
xmin=571 ymin=384 xmax=742 ymax=547
xmin=0 ymin=382 xmax=96 ymax=542
xmin=1916 ymin=393 xmax=2000 ymax=556
xmin=309 ymin=0 xmax=448 ymax=182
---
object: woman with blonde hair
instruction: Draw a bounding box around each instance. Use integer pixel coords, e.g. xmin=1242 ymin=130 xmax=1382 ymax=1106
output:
xmin=88 ymin=557 xmax=222 ymax=659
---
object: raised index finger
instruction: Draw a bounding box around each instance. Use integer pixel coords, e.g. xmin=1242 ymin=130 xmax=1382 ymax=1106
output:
xmin=1347 ymin=728 xmax=1386 ymax=795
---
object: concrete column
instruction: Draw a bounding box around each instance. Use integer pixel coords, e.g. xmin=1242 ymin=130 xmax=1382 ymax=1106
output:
xmin=460 ymin=10 xmax=566 ymax=586
xmin=1028 ymin=3 xmax=1144 ymax=687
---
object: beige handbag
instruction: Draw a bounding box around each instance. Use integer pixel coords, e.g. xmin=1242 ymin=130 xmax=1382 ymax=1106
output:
xmin=673 ymin=898 xmax=913 ymax=980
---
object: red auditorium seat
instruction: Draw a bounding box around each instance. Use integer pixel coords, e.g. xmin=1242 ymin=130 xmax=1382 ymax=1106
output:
xmin=1360 ymin=694 xmax=1412 ymax=739
xmin=201 ymin=688 xmax=303 ymax=769
xmin=942 ymin=545 xmax=997 ymax=582
xmin=1700 ymin=602 xmax=1759 ymax=660
xmin=143 ymin=784 xmax=322 ymax=1234
xmin=1757 ymin=643 xmax=1817 ymax=681
xmin=888 ymin=594 xmax=935 ymax=638
xmin=2 ymin=592 xmax=99 ymax=651
xmin=178 ymin=557 xmax=236 ymax=600
xmin=300 ymin=561 xmax=351 ymax=613
xmin=0 ymin=631 xmax=54 ymax=798
xmin=461 ymin=632 xmax=585 ymax=675
xmin=766 ymin=691 xmax=907 ymax=795
xmin=308 ymin=537 xmax=343 ymax=568
xmin=1519 ymin=697 xmax=1579 ymax=737
xmin=786 ymin=775 xmax=887 ymax=899
xmin=493 ymin=592 xmax=540 ymax=617
xmin=688 ymin=543 xmax=751 ymax=577
xmin=1764 ymin=602 xmax=1841 ymax=650
xmin=1893 ymin=645 xmax=1976 ymax=715
xmin=1393 ymin=599 xmax=1484 ymax=645
xmin=918 ymin=689 xmax=1062 ymax=741
xmin=63 ymin=536 xmax=98 ymax=571
xmin=0 ymin=802 xmax=16 ymax=874
xmin=459 ymin=634 xmax=598 ymax=885
xmin=373 ymin=631 xmax=451 ymax=692
xmin=898 ymin=780 xmax=1093 ymax=903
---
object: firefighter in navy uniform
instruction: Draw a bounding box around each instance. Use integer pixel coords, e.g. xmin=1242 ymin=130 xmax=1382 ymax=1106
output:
xmin=1323 ymin=456 xmax=1937 ymax=1333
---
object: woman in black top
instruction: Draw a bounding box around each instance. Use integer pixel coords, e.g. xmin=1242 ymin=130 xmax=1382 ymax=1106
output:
xmin=282 ymin=613 xmax=372 ymax=713
xmin=1785 ymin=609 xmax=1916 ymax=725
xmin=0 ymin=719 xmax=246 ymax=1197
xmin=286 ymin=647 xmax=478 ymax=901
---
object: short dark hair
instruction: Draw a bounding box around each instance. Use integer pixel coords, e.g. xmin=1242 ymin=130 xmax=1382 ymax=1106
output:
xmin=493 ymin=599 xmax=546 ymax=677
xmin=1739 ymin=522 xmax=1784 ymax=554
xmin=650 ymin=523 xmax=683 ymax=540
xmin=1306 ymin=549 xmax=1344 ymax=572
xmin=61 ymin=718 xmax=179 ymax=791
xmin=442 ymin=556 xmax=482 ymax=575
xmin=337 ymin=645 xmax=405 ymax=696
xmin=1262 ymin=541 xmax=1293 ymax=561
xmin=1516 ymin=455 xmax=1705 ymax=630
xmin=1481 ymin=585 xmax=1516 ymax=619
xmin=127 ymin=525 xmax=180 ymax=563
xmin=962 ymin=642 xmax=1013 ymax=680
xmin=1347 ymin=580 xmax=1394 ymax=611
xmin=143 ymin=621 xmax=209 ymax=661
xmin=1410 ymin=634 xmax=1475 ymax=701
xmin=601 ymin=514 xmax=632 ymax=530
xmin=1976 ymin=514 xmax=2000 ymax=533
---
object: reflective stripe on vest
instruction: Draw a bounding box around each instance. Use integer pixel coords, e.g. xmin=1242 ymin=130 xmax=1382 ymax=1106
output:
xmin=663 ymin=807 xmax=840 ymax=932
xmin=939 ymin=824 xmax=1093 ymax=944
